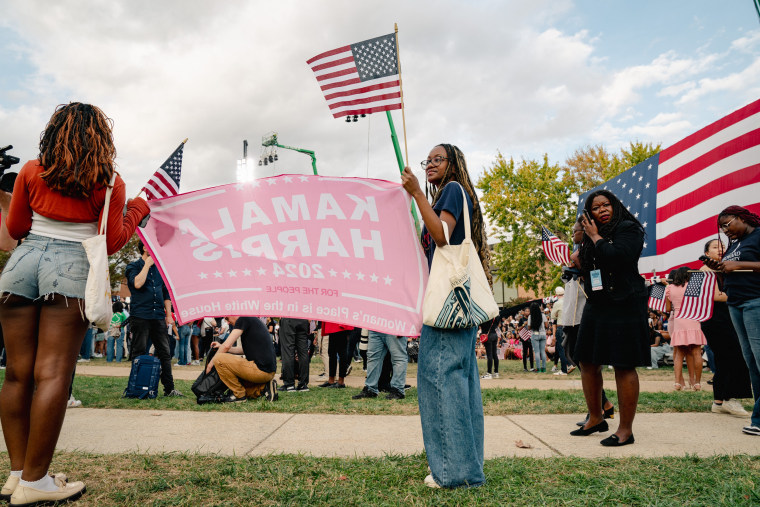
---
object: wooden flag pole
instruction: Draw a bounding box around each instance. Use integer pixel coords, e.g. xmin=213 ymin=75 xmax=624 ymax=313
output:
xmin=394 ymin=23 xmax=409 ymax=166
xmin=135 ymin=138 xmax=188 ymax=200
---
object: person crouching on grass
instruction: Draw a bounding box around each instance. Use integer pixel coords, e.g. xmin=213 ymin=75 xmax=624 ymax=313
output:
xmin=205 ymin=317 xmax=278 ymax=402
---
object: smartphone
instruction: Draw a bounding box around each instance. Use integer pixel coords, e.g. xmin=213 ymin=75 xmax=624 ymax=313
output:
xmin=583 ymin=210 xmax=593 ymax=223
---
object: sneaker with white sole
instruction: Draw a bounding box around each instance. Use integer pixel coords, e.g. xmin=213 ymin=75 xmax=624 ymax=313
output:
xmin=492 ymin=372 xmax=500 ymax=379
xmin=551 ymin=366 xmax=557 ymax=372
xmin=67 ymin=396 xmax=82 ymax=408
xmin=424 ymin=474 xmax=441 ymax=489
xmin=723 ymin=399 xmax=750 ymax=417
xmin=480 ymin=373 xmax=492 ymax=379
xmin=263 ymin=379 xmax=278 ymax=402
xmin=553 ymin=371 xmax=568 ymax=376
xmin=567 ymin=366 xmax=576 ymax=374
xmin=741 ymin=425 xmax=760 ymax=436
xmin=10 ymin=475 xmax=85 ymax=505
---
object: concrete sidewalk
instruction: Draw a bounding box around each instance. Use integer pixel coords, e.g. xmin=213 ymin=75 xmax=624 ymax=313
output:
xmin=75 ymin=364 xmax=697 ymax=393
xmin=11 ymin=408 xmax=754 ymax=459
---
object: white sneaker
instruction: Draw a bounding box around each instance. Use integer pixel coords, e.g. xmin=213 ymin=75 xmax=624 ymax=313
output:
xmin=76 ymin=358 xmax=90 ymax=363
xmin=480 ymin=373 xmax=492 ymax=379
xmin=67 ymin=396 xmax=82 ymax=408
xmin=741 ymin=425 xmax=760 ymax=436
xmin=723 ymin=399 xmax=750 ymax=417
xmin=551 ymin=366 xmax=557 ymax=372
xmin=424 ymin=474 xmax=441 ymax=489
xmin=492 ymin=372 xmax=500 ymax=378
xmin=567 ymin=365 xmax=576 ymax=374
xmin=553 ymin=371 xmax=568 ymax=376
xmin=711 ymin=402 xmax=724 ymax=414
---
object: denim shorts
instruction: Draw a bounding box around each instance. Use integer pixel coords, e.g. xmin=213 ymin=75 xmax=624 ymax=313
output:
xmin=0 ymin=234 xmax=89 ymax=300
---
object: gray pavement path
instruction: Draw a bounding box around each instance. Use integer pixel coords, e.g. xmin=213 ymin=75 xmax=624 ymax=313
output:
xmin=8 ymin=408 xmax=754 ymax=458
xmin=75 ymin=364 xmax=698 ymax=393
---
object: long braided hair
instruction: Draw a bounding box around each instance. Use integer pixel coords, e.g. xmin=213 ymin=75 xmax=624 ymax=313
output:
xmin=717 ymin=205 xmax=760 ymax=253
xmin=38 ymin=102 xmax=116 ymax=198
xmin=578 ymin=189 xmax=645 ymax=272
xmin=428 ymin=143 xmax=492 ymax=287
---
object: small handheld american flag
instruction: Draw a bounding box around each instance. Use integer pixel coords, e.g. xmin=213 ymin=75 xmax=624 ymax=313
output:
xmin=677 ymin=271 xmax=716 ymax=322
xmin=541 ymin=226 xmax=571 ymax=266
xmin=648 ymin=283 xmax=667 ymax=312
xmin=518 ymin=326 xmax=532 ymax=342
xmin=142 ymin=141 xmax=185 ymax=201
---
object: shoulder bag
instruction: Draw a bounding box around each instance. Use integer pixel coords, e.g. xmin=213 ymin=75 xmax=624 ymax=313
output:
xmin=82 ymin=174 xmax=116 ymax=331
xmin=422 ymin=184 xmax=499 ymax=329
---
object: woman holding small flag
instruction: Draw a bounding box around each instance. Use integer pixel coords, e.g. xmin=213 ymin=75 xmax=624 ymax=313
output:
xmin=702 ymin=206 xmax=760 ymax=436
xmin=401 ymin=144 xmax=491 ymax=488
xmin=571 ymin=189 xmax=649 ymax=447
xmin=0 ymin=103 xmax=150 ymax=504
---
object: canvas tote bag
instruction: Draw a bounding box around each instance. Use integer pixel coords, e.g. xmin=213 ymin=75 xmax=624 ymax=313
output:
xmin=422 ymin=184 xmax=499 ymax=329
xmin=82 ymin=174 xmax=115 ymax=331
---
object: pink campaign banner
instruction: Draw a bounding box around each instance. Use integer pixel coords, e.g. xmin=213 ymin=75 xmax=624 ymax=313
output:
xmin=137 ymin=174 xmax=428 ymax=336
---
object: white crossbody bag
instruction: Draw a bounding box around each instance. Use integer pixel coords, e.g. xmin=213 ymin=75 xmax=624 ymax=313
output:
xmin=422 ymin=184 xmax=499 ymax=329
xmin=82 ymin=174 xmax=115 ymax=331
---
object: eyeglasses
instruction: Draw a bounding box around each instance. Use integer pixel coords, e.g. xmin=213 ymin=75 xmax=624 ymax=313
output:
xmin=720 ymin=217 xmax=737 ymax=230
xmin=420 ymin=156 xmax=448 ymax=169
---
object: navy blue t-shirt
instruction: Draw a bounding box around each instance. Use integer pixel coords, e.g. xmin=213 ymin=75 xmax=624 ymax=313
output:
xmin=723 ymin=227 xmax=760 ymax=305
xmin=421 ymin=182 xmax=473 ymax=272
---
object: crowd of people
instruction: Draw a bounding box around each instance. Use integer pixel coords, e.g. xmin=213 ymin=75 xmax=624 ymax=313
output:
xmin=0 ymin=102 xmax=757 ymax=504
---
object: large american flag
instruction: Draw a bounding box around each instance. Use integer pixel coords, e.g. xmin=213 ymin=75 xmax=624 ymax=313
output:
xmin=142 ymin=142 xmax=184 ymax=201
xmin=677 ymin=271 xmax=716 ymax=322
xmin=541 ymin=226 xmax=571 ymax=266
xmin=307 ymin=33 xmax=402 ymax=118
xmin=579 ymin=98 xmax=760 ymax=278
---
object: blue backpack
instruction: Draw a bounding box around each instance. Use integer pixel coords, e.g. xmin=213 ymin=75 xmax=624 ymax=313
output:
xmin=123 ymin=355 xmax=161 ymax=399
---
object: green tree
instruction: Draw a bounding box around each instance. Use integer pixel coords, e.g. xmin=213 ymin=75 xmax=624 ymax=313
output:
xmin=109 ymin=233 xmax=141 ymax=290
xmin=563 ymin=141 xmax=661 ymax=195
xmin=478 ymin=153 xmax=573 ymax=295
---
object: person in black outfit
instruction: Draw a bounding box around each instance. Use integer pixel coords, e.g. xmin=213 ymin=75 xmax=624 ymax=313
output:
xmin=571 ymin=190 xmax=649 ymax=446
xmin=278 ymin=318 xmax=310 ymax=392
xmin=481 ymin=316 xmax=500 ymax=378
xmin=517 ymin=308 xmax=534 ymax=371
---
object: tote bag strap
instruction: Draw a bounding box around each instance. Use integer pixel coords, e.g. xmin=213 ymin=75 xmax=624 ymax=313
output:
xmin=98 ymin=173 xmax=117 ymax=237
xmin=454 ymin=182 xmax=471 ymax=242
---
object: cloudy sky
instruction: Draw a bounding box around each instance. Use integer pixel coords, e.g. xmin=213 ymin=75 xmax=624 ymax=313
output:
xmin=0 ymin=0 xmax=758 ymax=196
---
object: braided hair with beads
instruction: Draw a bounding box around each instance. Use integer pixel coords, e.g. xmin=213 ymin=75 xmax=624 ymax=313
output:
xmin=38 ymin=102 xmax=116 ymax=198
xmin=578 ymin=189 xmax=645 ymax=273
xmin=427 ymin=143 xmax=493 ymax=287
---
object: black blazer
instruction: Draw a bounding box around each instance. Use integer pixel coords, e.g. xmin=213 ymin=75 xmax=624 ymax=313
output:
xmin=582 ymin=220 xmax=647 ymax=304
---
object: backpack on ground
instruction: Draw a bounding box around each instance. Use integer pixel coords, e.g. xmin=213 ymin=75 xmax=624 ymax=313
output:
xmin=191 ymin=348 xmax=228 ymax=404
xmin=123 ymin=354 xmax=161 ymax=399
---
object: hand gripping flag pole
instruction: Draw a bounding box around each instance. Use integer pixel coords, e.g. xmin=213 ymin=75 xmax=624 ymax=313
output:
xmin=135 ymin=138 xmax=187 ymax=200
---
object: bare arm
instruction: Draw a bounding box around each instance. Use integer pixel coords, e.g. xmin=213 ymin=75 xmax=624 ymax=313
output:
xmin=400 ymin=167 xmax=456 ymax=247
xmin=0 ymin=191 xmax=16 ymax=251
xmin=133 ymin=256 xmax=154 ymax=289
xmin=205 ymin=329 xmax=244 ymax=373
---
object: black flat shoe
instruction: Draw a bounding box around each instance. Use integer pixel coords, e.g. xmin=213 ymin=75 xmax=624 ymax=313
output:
xmin=600 ymin=434 xmax=635 ymax=446
xmin=570 ymin=420 xmax=609 ymax=436
xmin=576 ymin=413 xmax=589 ymax=427
xmin=604 ymin=405 xmax=615 ymax=419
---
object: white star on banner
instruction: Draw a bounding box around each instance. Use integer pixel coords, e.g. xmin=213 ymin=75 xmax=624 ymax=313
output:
xmin=242 ymin=269 xmax=252 ymax=276
xmin=383 ymin=275 xmax=393 ymax=285
xmin=643 ymin=222 xmax=648 ymax=227
xmin=622 ymin=183 xmax=627 ymax=189
xmin=299 ymin=176 xmax=309 ymax=182
xmin=342 ymin=270 xmax=351 ymax=279
xmin=267 ymin=179 xmax=277 ymax=186
xmin=645 ymin=183 xmax=650 ymax=188
xmin=329 ymin=269 xmax=337 ymax=277
xmin=632 ymin=171 xmax=636 ymax=176
xmin=634 ymin=212 xmax=639 ymax=218
xmin=214 ymin=271 xmax=222 ymax=278
xmin=283 ymin=176 xmax=293 ymax=183
xmin=617 ymin=179 xmax=621 ymax=183
xmin=257 ymin=267 xmax=267 ymax=276
xmin=648 ymin=163 xmax=653 ymax=170
xmin=627 ymin=206 xmax=631 ymax=211
xmin=644 ymin=202 xmax=649 ymax=208
xmin=636 ymin=194 xmax=641 ymax=199
xmin=356 ymin=272 xmax=365 ymax=281
xmin=638 ymin=176 xmax=643 ymax=182
xmin=252 ymin=181 xmax=261 ymax=188
xmin=643 ymin=242 xmax=648 ymax=248
xmin=370 ymin=273 xmax=379 ymax=283
xmin=198 ymin=272 xmax=208 ymax=279
xmin=629 ymin=188 xmax=633 ymax=194
xmin=228 ymin=270 xmax=237 ymax=277
xmin=235 ymin=184 xmax=245 ymax=191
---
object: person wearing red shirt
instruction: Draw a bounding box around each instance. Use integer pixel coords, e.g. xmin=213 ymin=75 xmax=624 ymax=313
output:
xmin=0 ymin=103 xmax=149 ymax=505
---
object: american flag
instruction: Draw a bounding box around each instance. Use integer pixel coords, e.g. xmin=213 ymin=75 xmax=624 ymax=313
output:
xmin=142 ymin=142 xmax=184 ymax=201
xmin=677 ymin=271 xmax=716 ymax=322
xmin=541 ymin=226 xmax=571 ymax=266
xmin=307 ymin=33 xmax=402 ymax=118
xmin=579 ymin=98 xmax=760 ymax=278
xmin=648 ymin=283 xmax=667 ymax=312
xmin=518 ymin=326 xmax=532 ymax=341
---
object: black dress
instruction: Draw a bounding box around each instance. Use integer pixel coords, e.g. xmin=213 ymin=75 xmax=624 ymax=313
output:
xmin=700 ymin=300 xmax=753 ymax=400
xmin=573 ymin=220 xmax=650 ymax=368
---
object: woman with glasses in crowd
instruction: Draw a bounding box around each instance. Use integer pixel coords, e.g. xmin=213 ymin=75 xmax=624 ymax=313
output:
xmin=402 ymin=144 xmax=491 ymax=488
xmin=702 ymin=206 xmax=760 ymax=436
xmin=0 ymin=103 xmax=150 ymax=504
xmin=571 ymin=189 xmax=649 ymax=447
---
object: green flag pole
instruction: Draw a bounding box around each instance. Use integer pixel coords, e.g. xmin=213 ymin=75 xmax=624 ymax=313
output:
xmin=386 ymin=111 xmax=421 ymax=234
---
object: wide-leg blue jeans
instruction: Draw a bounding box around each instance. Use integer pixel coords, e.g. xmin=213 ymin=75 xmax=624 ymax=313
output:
xmin=728 ymin=297 xmax=760 ymax=428
xmin=417 ymin=324 xmax=485 ymax=488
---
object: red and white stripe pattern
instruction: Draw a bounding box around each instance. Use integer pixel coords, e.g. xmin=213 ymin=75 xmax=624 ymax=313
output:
xmin=541 ymin=226 xmax=571 ymax=266
xmin=641 ymin=98 xmax=760 ymax=275
xmin=518 ymin=326 xmax=532 ymax=341
xmin=307 ymin=33 xmax=402 ymax=118
xmin=142 ymin=143 xmax=184 ymax=201
xmin=677 ymin=271 xmax=716 ymax=322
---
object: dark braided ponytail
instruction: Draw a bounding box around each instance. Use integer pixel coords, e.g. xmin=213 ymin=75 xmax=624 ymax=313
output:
xmin=428 ymin=143 xmax=493 ymax=287
xmin=578 ymin=189 xmax=645 ymax=272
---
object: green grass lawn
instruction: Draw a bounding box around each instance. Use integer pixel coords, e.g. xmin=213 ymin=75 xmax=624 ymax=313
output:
xmin=14 ymin=452 xmax=759 ymax=506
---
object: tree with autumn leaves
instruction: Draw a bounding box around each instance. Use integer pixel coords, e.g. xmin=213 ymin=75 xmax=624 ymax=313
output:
xmin=477 ymin=141 xmax=660 ymax=295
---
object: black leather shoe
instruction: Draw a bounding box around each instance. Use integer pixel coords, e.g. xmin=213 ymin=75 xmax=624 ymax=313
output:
xmin=570 ymin=420 xmax=609 ymax=436
xmin=352 ymin=387 xmax=378 ymax=399
xmin=600 ymin=434 xmax=635 ymax=446
xmin=577 ymin=407 xmax=615 ymax=427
